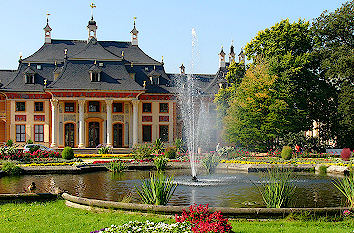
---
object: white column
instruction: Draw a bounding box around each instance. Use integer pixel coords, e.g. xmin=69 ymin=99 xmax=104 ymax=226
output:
xmin=78 ymin=99 xmax=85 ymax=148
xmin=106 ymin=99 xmax=113 ymax=146
xmin=50 ymin=99 xmax=58 ymax=148
xmin=132 ymin=99 xmax=139 ymax=146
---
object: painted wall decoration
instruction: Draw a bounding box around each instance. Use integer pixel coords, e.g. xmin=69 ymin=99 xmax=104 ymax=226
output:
xmin=15 ymin=115 xmax=26 ymax=121
xmin=159 ymin=116 xmax=169 ymax=122
xmin=6 ymin=93 xmax=51 ymax=99
xmin=142 ymin=116 xmax=153 ymax=122
xmin=139 ymin=94 xmax=176 ymax=100
xmin=34 ymin=115 xmax=45 ymax=121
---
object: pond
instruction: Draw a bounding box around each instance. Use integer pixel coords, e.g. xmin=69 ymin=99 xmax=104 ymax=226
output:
xmin=0 ymin=169 xmax=345 ymax=208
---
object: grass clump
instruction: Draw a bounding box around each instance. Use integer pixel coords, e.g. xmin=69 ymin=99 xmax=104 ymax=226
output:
xmin=108 ymin=161 xmax=127 ymax=173
xmin=202 ymin=153 xmax=220 ymax=174
xmin=256 ymin=168 xmax=296 ymax=208
xmin=135 ymin=173 xmax=177 ymax=205
xmin=62 ymin=147 xmax=74 ymax=160
xmin=1 ymin=162 xmax=22 ymax=175
xmin=333 ymin=173 xmax=354 ymax=207
xmin=281 ymin=146 xmax=293 ymax=160
xmin=154 ymin=156 xmax=168 ymax=171
xmin=319 ymin=165 xmax=327 ymax=175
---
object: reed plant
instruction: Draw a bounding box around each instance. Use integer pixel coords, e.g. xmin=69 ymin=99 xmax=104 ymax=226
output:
xmin=135 ymin=173 xmax=177 ymax=205
xmin=154 ymin=156 xmax=168 ymax=171
xmin=333 ymin=173 xmax=354 ymax=207
xmin=108 ymin=161 xmax=127 ymax=173
xmin=257 ymin=168 xmax=296 ymax=208
xmin=202 ymin=153 xmax=220 ymax=174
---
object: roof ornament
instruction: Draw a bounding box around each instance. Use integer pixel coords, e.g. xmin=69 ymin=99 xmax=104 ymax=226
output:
xmin=18 ymin=52 xmax=23 ymax=63
xmin=229 ymin=40 xmax=235 ymax=63
xmin=131 ymin=62 xmax=133 ymax=67
xmin=179 ymin=63 xmax=185 ymax=74
xmin=87 ymin=3 xmax=98 ymax=41
xmin=143 ymin=81 xmax=146 ymax=89
xmin=43 ymin=12 xmax=52 ymax=44
xmin=94 ymin=60 xmax=97 ymax=65
xmin=219 ymin=46 xmax=226 ymax=68
xmin=161 ymin=56 xmax=164 ymax=64
xmin=64 ymin=49 xmax=68 ymax=59
xmin=121 ymin=51 xmax=124 ymax=58
xmin=131 ymin=17 xmax=139 ymax=46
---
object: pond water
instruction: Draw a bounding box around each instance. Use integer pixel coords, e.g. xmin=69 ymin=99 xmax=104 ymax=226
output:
xmin=0 ymin=169 xmax=345 ymax=208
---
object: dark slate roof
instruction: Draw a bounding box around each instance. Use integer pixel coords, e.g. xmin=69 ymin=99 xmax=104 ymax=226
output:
xmin=0 ymin=70 xmax=17 ymax=87
xmin=70 ymin=38 xmax=121 ymax=61
xmin=23 ymin=39 xmax=161 ymax=65
xmin=3 ymin=63 xmax=56 ymax=91
xmin=48 ymin=60 xmax=144 ymax=91
xmin=203 ymin=67 xmax=228 ymax=94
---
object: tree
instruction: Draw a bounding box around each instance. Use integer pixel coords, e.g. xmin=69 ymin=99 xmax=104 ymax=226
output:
xmin=311 ymin=0 xmax=354 ymax=147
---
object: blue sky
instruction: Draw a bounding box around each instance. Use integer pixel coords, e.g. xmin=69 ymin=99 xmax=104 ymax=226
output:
xmin=0 ymin=0 xmax=347 ymax=74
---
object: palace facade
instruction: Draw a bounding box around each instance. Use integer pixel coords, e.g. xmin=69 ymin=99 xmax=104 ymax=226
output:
xmin=0 ymin=15 xmax=244 ymax=149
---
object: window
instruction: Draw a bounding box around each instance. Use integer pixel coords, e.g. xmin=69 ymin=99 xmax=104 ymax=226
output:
xmin=34 ymin=125 xmax=44 ymax=142
xmin=143 ymin=103 xmax=152 ymax=113
xmin=159 ymin=125 xmax=169 ymax=142
xmin=34 ymin=102 xmax=44 ymax=112
xmin=91 ymin=72 xmax=99 ymax=82
xmin=65 ymin=103 xmax=75 ymax=112
xmin=16 ymin=125 xmax=26 ymax=142
xmin=142 ymin=125 xmax=152 ymax=142
xmin=88 ymin=101 xmax=100 ymax=112
xmin=113 ymin=103 xmax=123 ymax=113
xmin=16 ymin=102 xmax=26 ymax=111
xmin=25 ymin=74 xmax=34 ymax=84
xmin=159 ymin=103 xmax=169 ymax=113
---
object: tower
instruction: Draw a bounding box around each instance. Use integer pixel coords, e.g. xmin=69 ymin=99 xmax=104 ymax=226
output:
xmin=238 ymin=49 xmax=245 ymax=63
xmin=229 ymin=42 xmax=235 ymax=63
xmin=179 ymin=64 xmax=185 ymax=74
xmin=130 ymin=17 xmax=139 ymax=46
xmin=43 ymin=13 xmax=52 ymax=44
xmin=87 ymin=3 xmax=97 ymax=41
xmin=219 ymin=46 xmax=226 ymax=68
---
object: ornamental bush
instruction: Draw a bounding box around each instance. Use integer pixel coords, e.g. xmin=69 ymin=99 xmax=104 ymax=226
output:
xmin=281 ymin=146 xmax=293 ymax=160
xmin=1 ymin=162 xmax=22 ymax=175
xmin=62 ymin=147 xmax=74 ymax=160
xmin=165 ymin=146 xmax=177 ymax=159
xmin=175 ymin=204 xmax=232 ymax=233
xmin=341 ymin=148 xmax=352 ymax=161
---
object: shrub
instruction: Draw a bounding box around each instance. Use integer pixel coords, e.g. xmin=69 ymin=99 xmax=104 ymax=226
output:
xmin=202 ymin=153 xmax=220 ymax=174
xmin=96 ymin=144 xmax=112 ymax=154
xmin=26 ymin=139 xmax=33 ymax=144
xmin=1 ymin=162 xmax=22 ymax=175
xmin=108 ymin=161 xmax=127 ymax=173
xmin=281 ymin=146 xmax=293 ymax=160
xmin=341 ymin=148 xmax=352 ymax=161
xmin=173 ymin=138 xmax=185 ymax=154
xmin=152 ymin=138 xmax=164 ymax=154
xmin=154 ymin=156 xmax=168 ymax=171
xmin=135 ymin=173 xmax=177 ymax=205
xmin=217 ymin=146 xmax=234 ymax=157
xmin=6 ymin=139 xmax=13 ymax=147
xmin=175 ymin=204 xmax=232 ymax=233
xmin=62 ymin=147 xmax=74 ymax=160
xmin=333 ymin=173 xmax=354 ymax=207
xmin=256 ymin=168 xmax=296 ymax=208
xmin=29 ymin=145 xmax=40 ymax=153
xmin=165 ymin=146 xmax=177 ymax=159
xmin=132 ymin=143 xmax=153 ymax=160
xmin=319 ymin=165 xmax=327 ymax=175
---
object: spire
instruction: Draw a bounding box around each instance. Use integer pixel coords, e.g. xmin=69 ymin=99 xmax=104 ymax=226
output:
xmin=130 ymin=17 xmax=139 ymax=46
xmin=87 ymin=3 xmax=97 ymax=41
xmin=43 ymin=12 xmax=52 ymax=44
xmin=179 ymin=64 xmax=185 ymax=74
xmin=229 ymin=40 xmax=235 ymax=63
xmin=219 ymin=46 xmax=226 ymax=68
xmin=238 ymin=48 xmax=245 ymax=63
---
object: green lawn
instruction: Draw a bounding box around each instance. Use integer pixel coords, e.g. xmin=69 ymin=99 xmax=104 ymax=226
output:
xmin=0 ymin=200 xmax=352 ymax=233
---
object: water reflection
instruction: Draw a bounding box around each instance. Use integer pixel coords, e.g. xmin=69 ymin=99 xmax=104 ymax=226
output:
xmin=0 ymin=170 xmax=345 ymax=208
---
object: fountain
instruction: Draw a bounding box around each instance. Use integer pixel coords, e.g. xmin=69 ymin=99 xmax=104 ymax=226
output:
xmin=175 ymin=28 xmax=215 ymax=182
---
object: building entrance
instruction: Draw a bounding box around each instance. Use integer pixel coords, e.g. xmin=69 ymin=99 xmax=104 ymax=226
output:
xmin=88 ymin=122 xmax=100 ymax=148
xmin=64 ymin=123 xmax=75 ymax=147
xmin=113 ymin=123 xmax=123 ymax=147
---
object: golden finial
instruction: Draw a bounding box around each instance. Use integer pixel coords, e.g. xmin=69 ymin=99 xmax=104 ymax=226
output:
xmin=161 ymin=56 xmax=164 ymax=63
xmin=46 ymin=11 xmax=51 ymax=23
xmin=121 ymin=51 xmax=124 ymax=57
xmin=44 ymin=79 xmax=47 ymax=86
xmin=94 ymin=60 xmax=97 ymax=65
xmin=90 ymin=3 xmax=96 ymax=19
xmin=131 ymin=62 xmax=133 ymax=67
xmin=133 ymin=16 xmax=137 ymax=26
xmin=143 ymin=81 xmax=146 ymax=88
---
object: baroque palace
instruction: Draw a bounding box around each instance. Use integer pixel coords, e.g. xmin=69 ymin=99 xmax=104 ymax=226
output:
xmin=0 ymin=13 xmax=244 ymax=149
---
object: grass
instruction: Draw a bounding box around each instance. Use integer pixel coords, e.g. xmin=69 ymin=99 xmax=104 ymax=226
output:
xmin=0 ymin=200 xmax=353 ymax=233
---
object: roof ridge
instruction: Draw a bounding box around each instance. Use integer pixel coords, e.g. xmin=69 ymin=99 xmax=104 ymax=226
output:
xmin=2 ymin=64 xmax=25 ymax=89
xmin=69 ymin=39 xmax=122 ymax=60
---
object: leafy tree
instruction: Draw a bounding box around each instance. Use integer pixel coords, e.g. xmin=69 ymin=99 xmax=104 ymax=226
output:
xmin=311 ymin=0 xmax=354 ymax=147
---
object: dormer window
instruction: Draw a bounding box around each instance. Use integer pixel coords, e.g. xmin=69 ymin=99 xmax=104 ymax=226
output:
xmin=25 ymin=74 xmax=34 ymax=84
xmin=89 ymin=64 xmax=102 ymax=82
xmin=91 ymin=72 xmax=100 ymax=82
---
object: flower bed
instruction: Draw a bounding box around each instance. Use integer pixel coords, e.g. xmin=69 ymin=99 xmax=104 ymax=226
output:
xmin=0 ymin=149 xmax=61 ymax=162
xmin=74 ymin=154 xmax=131 ymax=158
xmin=20 ymin=162 xmax=76 ymax=167
xmin=92 ymin=159 xmax=153 ymax=164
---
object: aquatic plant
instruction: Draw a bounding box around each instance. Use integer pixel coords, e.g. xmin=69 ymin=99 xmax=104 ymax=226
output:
xmin=333 ymin=173 xmax=354 ymax=207
xmin=256 ymin=168 xmax=296 ymax=208
xmin=107 ymin=161 xmax=127 ymax=173
xmin=97 ymin=144 xmax=113 ymax=154
xmin=132 ymin=143 xmax=154 ymax=160
xmin=202 ymin=153 xmax=220 ymax=174
xmin=135 ymin=173 xmax=177 ymax=205
xmin=154 ymin=156 xmax=168 ymax=171
xmin=152 ymin=138 xmax=164 ymax=154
